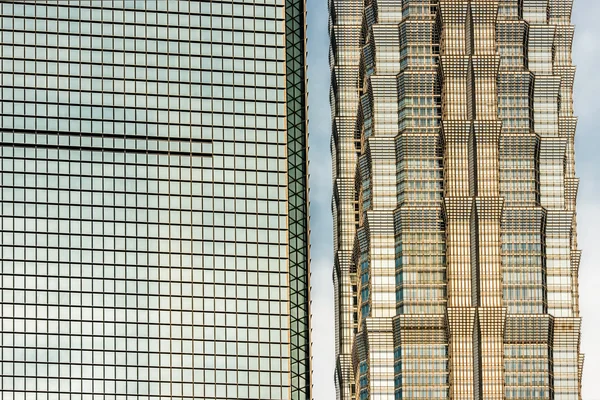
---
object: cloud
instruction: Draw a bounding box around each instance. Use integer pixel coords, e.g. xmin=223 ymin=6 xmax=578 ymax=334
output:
xmin=309 ymin=257 xmax=335 ymax=399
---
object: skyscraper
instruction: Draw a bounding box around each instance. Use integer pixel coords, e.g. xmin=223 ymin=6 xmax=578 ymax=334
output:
xmin=0 ymin=1 xmax=310 ymax=399
xmin=330 ymin=0 xmax=583 ymax=399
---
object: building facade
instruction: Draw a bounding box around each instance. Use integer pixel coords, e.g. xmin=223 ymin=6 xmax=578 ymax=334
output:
xmin=330 ymin=0 xmax=583 ymax=399
xmin=0 ymin=1 xmax=310 ymax=399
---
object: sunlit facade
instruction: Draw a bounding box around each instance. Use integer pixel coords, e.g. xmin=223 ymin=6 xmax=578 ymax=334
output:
xmin=330 ymin=0 xmax=583 ymax=399
xmin=0 ymin=1 xmax=311 ymax=399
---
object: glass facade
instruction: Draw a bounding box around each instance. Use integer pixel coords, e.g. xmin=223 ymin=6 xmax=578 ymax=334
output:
xmin=0 ymin=1 xmax=310 ymax=399
xmin=330 ymin=0 xmax=583 ymax=399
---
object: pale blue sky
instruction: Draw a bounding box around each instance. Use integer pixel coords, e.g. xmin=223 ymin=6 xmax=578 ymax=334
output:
xmin=305 ymin=1 xmax=600 ymax=399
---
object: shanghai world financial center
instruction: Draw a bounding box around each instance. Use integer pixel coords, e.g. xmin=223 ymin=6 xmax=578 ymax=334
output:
xmin=0 ymin=0 xmax=310 ymax=399
xmin=0 ymin=1 xmax=587 ymax=400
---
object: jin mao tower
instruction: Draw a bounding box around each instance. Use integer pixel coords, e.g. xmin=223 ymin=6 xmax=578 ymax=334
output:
xmin=330 ymin=0 xmax=583 ymax=399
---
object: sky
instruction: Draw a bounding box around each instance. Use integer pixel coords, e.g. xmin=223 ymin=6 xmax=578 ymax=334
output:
xmin=304 ymin=1 xmax=600 ymax=399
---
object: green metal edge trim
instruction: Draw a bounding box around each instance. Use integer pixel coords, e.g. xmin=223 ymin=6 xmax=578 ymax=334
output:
xmin=285 ymin=0 xmax=311 ymax=397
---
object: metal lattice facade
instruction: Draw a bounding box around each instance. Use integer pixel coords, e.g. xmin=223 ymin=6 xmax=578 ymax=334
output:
xmin=330 ymin=1 xmax=583 ymax=399
xmin=285 ymin=0 xmax=313 ymax=397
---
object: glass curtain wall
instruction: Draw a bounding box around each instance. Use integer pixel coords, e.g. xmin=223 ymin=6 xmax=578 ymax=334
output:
xmin=0 ymin=1 xmax=310 ymax=399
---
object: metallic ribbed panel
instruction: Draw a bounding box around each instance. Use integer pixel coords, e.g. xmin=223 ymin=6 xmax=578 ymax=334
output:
xmin=331 ymin=0 xmax=583 ymax=399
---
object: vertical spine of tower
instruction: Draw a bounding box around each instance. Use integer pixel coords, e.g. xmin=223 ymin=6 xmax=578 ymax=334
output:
xmin=330 ymin=0 xmax=363 ymax=397
xmin=469 ymin=2 xmax=506 ymax=399
xmin=438 ymin=1 xmax=478 ymax=398
xmin=391 ymin=1 xmax=448 ymax=400
xmin=439 ymin=1 xmax=505 ymax=399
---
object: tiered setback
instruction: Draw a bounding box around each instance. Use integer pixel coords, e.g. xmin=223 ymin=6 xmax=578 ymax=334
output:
xmin=330 ymin=0 xmax=583 ymax=399
xmin=330 ymin=0 xmax=363 ymax=398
